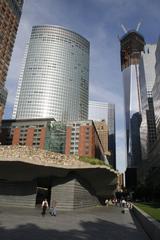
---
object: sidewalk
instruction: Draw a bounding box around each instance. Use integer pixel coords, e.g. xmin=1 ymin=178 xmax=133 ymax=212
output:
xmin=0 ymin=206 xmax=149 ymax=240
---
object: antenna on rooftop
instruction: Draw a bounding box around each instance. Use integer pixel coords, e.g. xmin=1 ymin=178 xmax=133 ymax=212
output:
xmin=121 ymin=24 xmax=128 ymax=34
xmin=136 ymin=22 xmax=141 ymax=32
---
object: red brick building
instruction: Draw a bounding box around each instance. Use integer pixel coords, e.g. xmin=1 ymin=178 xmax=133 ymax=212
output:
xmin=1 ymin=119 xmax=106 ymax=162
xmin=0 ymin=0 xmax=23 ymax=123
xmin=0 ymin=118 xmax=54 ymax=149
xmin=65 ymin=121 xmax=106 ymax=161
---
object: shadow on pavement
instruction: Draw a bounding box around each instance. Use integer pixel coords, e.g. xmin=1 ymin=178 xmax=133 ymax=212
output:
xmin=0 ymin=217 xmax=149 ymax=240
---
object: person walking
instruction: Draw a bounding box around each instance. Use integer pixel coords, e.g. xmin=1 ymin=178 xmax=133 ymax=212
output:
xmin=122 ymin=199 xmax=126 ymax=208
xmin=105 ymin=198 xmax=109 ymax=207
xmin=50 ymin=200 xmax=57 ymax=216
xmin=41 ymin=198 xmax=49 ymax=216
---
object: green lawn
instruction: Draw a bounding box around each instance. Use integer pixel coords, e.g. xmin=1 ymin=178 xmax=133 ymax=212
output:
xmin=135 ymin=202 xmax=160 ymax=222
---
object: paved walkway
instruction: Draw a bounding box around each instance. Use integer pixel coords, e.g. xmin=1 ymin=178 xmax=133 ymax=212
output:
xmin=0 ymin=206 xmax=149 ymax=240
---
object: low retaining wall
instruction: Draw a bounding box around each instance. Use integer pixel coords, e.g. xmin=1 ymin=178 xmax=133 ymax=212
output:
xmin=0 ymin=181 xmax=36 ymax=208
xmin=132 ymin=205 xmax=160 ymax=240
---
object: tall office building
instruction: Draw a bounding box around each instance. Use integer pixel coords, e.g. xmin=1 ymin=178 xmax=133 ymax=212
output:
xmin=120 ymin=30 xmax=145 ymax=168
xmin=120 ymin=29 xmax=145 ymax=188
xmin=138 ymin=40 xmax=160 ymax=187
xmin=0 ymin=0 xmax=23 ymax=123
xmin=12 ymin=44 xmax=29 ymax=119
xmin=139 ymin=44 xmax=157 ymax=160
xmin=153 ymin=38 xmax=160 ymax=138
xmin=13 ymin=25 xmax=90 ymax=121
xmin=88 ymin=101 xmax=116 ymax=168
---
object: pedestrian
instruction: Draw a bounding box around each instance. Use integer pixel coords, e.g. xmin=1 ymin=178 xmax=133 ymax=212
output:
xmin=105 ymin=198 xmax=109 ymax=207
xmin=115 ymin=198 xmax=118 ymax=206
xmin=41 ymin=198 xmax=48 ymax=216
xmin=121 ymin=199 xmax=126 ymax=208
xmin=50 ymin=200 xmax=57 ymax=216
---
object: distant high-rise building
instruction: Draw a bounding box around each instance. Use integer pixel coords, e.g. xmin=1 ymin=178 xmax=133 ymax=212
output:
xmin=139 ymin=44 xmax=157 ymax=160
xmin=12 ymin=44 xmax=29 ymax=119
xmin=88 ymin=101 xmax=116 ymax=168
xmin=153 ymin=38 xmax=160 ymax=139
xmin=13 ymin=25 xmax=90 ymax=121
xmin=0 ymin=0 xmax=23 ymax=123
xmin=138 ymin=40 xmax=160 ymax=186
xmin=94 ymin=120 xmax=110 ymax=156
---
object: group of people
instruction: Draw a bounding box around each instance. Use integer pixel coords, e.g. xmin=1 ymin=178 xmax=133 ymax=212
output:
xmin=105 ymin=197 xmax=132 ymax=209
xmin=41 ymin=199 xmax=57 ymax=217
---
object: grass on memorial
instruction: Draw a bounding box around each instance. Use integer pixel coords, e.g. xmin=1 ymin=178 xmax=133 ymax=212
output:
xmin=135 ymin=202 xmax=160 ymax=222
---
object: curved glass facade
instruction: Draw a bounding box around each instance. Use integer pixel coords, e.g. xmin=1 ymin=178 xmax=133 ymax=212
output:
xmin=14 ymin=25 xmax=90 ymax=121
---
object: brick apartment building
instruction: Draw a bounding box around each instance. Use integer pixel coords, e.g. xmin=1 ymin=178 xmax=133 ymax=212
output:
xmin=0 ymin=118 xmax=55 ymax=148
xmin=0 ymin=0 xmax=23 ymax=123
xmin=65 ymin=121 xmax=106 ymax=161
xmin=0 ymin=119 xmax=106 ymax=162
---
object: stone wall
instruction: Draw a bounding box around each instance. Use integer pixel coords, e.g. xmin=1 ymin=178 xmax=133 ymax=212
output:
xmin=0 ymin=181 xmax=36 ymax=208
xmin=51 ymin=178 xmax=99 ymax=211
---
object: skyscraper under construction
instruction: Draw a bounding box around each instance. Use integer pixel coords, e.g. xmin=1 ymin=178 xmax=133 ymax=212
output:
xmin=120 ymin=27 xmax=145 ymax=187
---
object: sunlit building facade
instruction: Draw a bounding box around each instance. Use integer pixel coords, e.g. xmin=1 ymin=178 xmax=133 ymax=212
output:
xmin=88 ymin=101 xmax=116 ymax=168
xmin=153 ymin=38 xmax=160 ymax=139
xmin=12 ymin=44 xmax=29 ymax=119
xmin=0 ymin=0 xmax=23 ymax=123
xmin=139 ymin=44 xmax=157 ymax=160
xmin=65 ymin=120 xmax=106 ymax=162
xmin=94 ymin=120 xmax=110 ymax=155
xmin=14 ymin=25 xmax=90 ymax=121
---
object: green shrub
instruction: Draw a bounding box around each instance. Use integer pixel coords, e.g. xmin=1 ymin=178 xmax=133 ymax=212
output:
xmin=79 ymin=156 xmax=112 ymax=168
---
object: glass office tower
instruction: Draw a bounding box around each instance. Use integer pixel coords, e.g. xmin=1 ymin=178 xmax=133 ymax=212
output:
xmin=0 ymin=0 xmax=23 ymax=123
xmin=13 ymin=25 xmax=90 ymax=121
xmin=139 ymin=44 xmax=157 ymax=160
xmin=120 ymin=30 xmax=145 ymax=168
xmin=120 ymin=30 xmax=145 ymax=188
xmin=153 ymin=38 xmax=160 ymax=139
xmin=89 ymin=101 xmax=116 ymax=169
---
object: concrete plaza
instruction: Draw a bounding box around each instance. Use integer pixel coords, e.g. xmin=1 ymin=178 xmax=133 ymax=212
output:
xmin=0 ymin=206 xmax=149 ymax=240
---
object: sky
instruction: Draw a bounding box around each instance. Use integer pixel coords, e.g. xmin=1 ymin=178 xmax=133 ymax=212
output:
xmin=4 ymin=0 xmax=160 ymax=172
